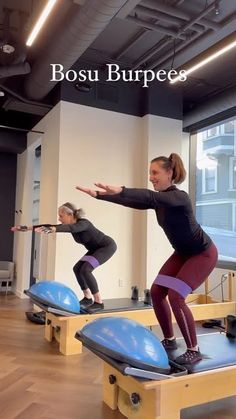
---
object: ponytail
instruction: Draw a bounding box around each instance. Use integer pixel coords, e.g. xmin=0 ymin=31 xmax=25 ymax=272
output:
xmin=169 ymin=153 xmax=186 ymax=184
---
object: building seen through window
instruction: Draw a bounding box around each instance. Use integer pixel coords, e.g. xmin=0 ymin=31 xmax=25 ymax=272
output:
xmin=195 ymin=118 xmax=236 ymax=266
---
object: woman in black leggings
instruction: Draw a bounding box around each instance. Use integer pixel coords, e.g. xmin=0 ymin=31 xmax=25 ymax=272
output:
xmin=12 ymin=202 xmax=117 ymax=313
xmin=76 ymin=153 xmax=218 ymax=364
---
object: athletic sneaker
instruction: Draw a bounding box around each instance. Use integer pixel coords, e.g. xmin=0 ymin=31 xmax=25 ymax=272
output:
xmin=161 ymin=338 xmax=178 ymax=350
xmin=175 ymin=349 xmax=202 ymax=365
xmin=79 ymin=297 xmax=93 ymax=309
xmin=87 ymin=302 xmax=104 ymax=313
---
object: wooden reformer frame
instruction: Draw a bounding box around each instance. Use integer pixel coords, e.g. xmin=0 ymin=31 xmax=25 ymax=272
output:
xmin=102 ymin=357 xmax=236 ymax=419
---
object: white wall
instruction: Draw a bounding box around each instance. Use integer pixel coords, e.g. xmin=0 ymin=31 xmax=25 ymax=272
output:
xmin=54 ymin=102 xmax=145 ymax=299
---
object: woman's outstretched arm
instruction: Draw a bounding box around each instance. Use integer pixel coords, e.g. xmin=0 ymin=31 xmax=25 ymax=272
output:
xmin=76 ymin=184 xmax=151 ymax=210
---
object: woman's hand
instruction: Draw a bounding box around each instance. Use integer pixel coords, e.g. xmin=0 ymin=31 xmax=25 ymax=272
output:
xmin=11 ymin=226 xmax=19 ymax=232
xmin=34 ymin=227 xmax=44 ymax=233
xmin=35 ymin=226 xmax=55 ymax=234
xmin=76 ymin=184 xmax=123 ymax=196
xmin=11 ymin=225 xmax=29 ymax=232
xmin=94 ymin=183 xmax=123 ymax=195
xmin=75 ymin=186 xmax=97 ymax=197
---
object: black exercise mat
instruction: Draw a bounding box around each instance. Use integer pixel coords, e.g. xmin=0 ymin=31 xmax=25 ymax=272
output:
xmin=77 ymin=331 xmax=236 ymax=377
xmin=167 ymin=332 xmax=236 ymax=373
xmin=25 ymin=289 xmax=152 ymax=316
xmin=83 ymin=298 xmax=152 ymax=313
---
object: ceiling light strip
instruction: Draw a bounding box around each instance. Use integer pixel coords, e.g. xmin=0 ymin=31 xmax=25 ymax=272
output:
xmin=170 ymin=39 xmax=236 ymax=84
xmin=26 ymin=0 xmax=58 ymax=47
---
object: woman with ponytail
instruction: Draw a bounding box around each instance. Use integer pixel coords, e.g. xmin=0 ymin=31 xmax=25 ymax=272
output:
xmin=11 ymin=202 xmax=117 ymax=313
xmin=76 ymin=153 xmax=218 ymax=364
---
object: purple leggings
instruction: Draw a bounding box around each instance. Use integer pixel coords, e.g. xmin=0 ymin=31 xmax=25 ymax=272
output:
xmin=151 ymin=243 xmax=218 ymax=348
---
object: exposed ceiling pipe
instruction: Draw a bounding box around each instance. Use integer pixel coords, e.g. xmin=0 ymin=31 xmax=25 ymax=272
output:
xmin=134 ymin=6 xmax=206 ymax=34
xmin=148 ymin=18 xmax=236 ymax=73
xmin=127 ymin=15 xmax=187 ymax=39
xmin=143 ymin=31 xmax=205 ymax=71
xmin=140 ymin=0 xmax=221 ymax=31
xmin=177 ymin=1 xmax=217 ymax=35
xmin=130 ymin=2 xmax=219 ymax=70
xmin=183 ymin=85 xmax=236 ymax=130
xmin=0 ymin=62 xmax=31 ymax=78
xmin=115 ymin=0 xmax=145 ymax=18
xmin=0 ymin=84 xmax=52 ymax=110
xmin=116 ymin=0 xmax=183 ymax=61
xmin=143 ymin=12 xmax=234 ymax=72
xmin=24 ymin=0 xmax=138 ymax=101
xmin=0 ymin=124 xmax=44 ymax=134
xmin=132 ymin=36 xmax=172 ymax=70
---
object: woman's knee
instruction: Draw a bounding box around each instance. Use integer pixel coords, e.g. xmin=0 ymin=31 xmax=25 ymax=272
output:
xmin=73 ymin=261 xmax=85 ymax=275
xmin=151 ymin=283 xmax=167 ymax=303
xmin=73 ymin=263 xmax=79 ymax=275
xmin=80 ymin=262 xmax=94 ymax=276
xmin=168 ymin=289 xmax=184 ymax=308
xmin=150 ymin=283 xmax=158 ymax=299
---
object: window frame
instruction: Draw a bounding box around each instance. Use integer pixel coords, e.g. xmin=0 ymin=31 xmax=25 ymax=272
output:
xmin=229 ymin=156 xmax=236 ymax=191
xmin=190 ymin=131 xmax=236 ymax=271
xmin=202 ymin=165 xmax=218 ymax=194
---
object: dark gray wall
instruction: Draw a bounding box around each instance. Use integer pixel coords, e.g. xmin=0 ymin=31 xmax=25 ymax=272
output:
xmin=60 ymin=62 xmax=183 ymax=120
xmin=0 ymin=153 xmax=17 ymax=260
xmin=0 ymin=128 xmax=27 ymax=154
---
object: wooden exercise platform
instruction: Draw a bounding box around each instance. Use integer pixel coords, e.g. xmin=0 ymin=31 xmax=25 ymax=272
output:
xmin=101 ymin=333 xmax=236 ymax=419
xmin=45 ymin=299 xmax=154 ymax=356
xmin=44 ymin=273 xmax=236 ymax=355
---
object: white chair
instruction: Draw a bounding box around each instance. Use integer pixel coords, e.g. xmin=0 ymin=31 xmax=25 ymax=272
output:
xmin=0 ymin=261 xmax=14 ymax=294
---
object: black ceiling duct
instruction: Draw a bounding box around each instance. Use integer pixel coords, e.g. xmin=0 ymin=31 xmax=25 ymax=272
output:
xmin=24 ymin=0 xmax=139 ymax=101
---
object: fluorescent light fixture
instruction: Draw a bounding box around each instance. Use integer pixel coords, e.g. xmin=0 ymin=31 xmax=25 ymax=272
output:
xmin=170 ymin=38 xmax=236 ymax=84
xmin=26 ymin=0 xmax=58 ymax=46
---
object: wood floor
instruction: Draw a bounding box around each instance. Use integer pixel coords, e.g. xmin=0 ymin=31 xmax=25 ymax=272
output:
xmin=1 ymin=293 xmax=236 ymax=419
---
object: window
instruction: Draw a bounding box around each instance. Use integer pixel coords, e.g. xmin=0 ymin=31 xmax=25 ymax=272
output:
xmin=224 ymin=121 xmax=234 ymax=134
xmin=202 ymin=166 xmax=217 ymax=194
xmin=191 ymin=117 xmax=236 ymax=267
xmin=207 ymin=126 xmax=218 ymax=137
xmin=229 ymin=157 xmax=236 ymax=190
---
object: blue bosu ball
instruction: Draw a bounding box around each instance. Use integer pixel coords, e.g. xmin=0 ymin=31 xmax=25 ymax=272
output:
xmin=28 ymin=281 xmax=81 ymax=314
xmin=79 ymin=317 xmax=170 ymax=373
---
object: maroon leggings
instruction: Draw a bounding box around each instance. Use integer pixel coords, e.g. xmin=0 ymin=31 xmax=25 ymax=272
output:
xmin=150 ymin=243 xmax=218 ymax=348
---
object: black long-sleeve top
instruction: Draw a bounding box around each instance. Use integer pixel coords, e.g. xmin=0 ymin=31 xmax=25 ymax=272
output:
xmin=33 ymin=219 xmax=112 ymax=252
xmin=96 ymin=186 xmax=212 ymax=256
